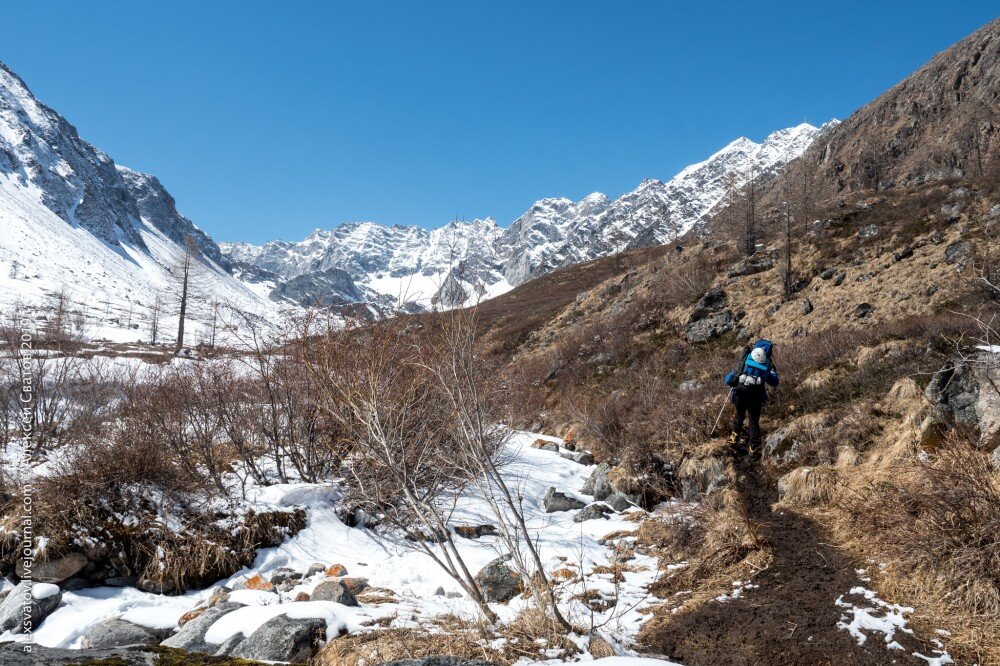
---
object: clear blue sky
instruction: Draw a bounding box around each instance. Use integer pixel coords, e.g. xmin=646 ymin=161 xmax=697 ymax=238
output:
xmin=3 ymin=2 xmax=998 ymax=244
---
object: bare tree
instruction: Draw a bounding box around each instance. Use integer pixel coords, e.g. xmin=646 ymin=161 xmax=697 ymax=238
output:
xmin=174 ymin=235 xmax=202 ymax=353
xmin=302 ymin=313 xmax=498 ymax=621
xmin=149 ymin=292 xmax=163 ymax=345
xmin=781 ymin=199 xmax=793 ymax=301
xmin=427 ymin=306 xmax=573 ymax=631
xmin=742 ymin=164 xmax=760 ymax=257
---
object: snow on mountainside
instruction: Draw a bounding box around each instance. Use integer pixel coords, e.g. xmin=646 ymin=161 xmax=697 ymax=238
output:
xmin=227 ymin=122 xmax=833 ymax=310
xmin=0 ymin=61 xmax=277 ymax=342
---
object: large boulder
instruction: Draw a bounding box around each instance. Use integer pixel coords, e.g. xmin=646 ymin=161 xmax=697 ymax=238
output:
xmin=604 ymin=491 xmax=640 ymax=512
xmin=559 ymin=450 xmax=595 ymax=465
xmin=0 ymin=581 xmax=62 ymax=634
xmin=15 ymin=552 xmax=87 ymax=584
xmin=230 ymin=614 xmax=327 ymax=663
xmin=475 ymin=557 xmax=523 ymax=603
xmin=573 ymin=503 xmax=612 ymax=522
xmin=81 ymin=619 xmax=171 ymax=649
xmin=581 ymin=463 xmax=613 ymax=500
xmin=944 ymin=240 xmax=972 ymax=268
xmin=311 ymin=579 xmax=359 ymax=606
xmin=926 ymin=354 xmax=1000 ymax=450
xmin=684 ymin=310 xmax=735 ymax=343
xmin=688 ymin=287 xmax=727 ymax=322
xmin=542 ymin=487 xmax=586 ymax=513
xmin=727 ymin=256 xmax=774 ymax=278
xmin=160 ymin=601 xmax=244 ymax=654
xmin=677 ymin=456 xmax=728 ymax=501
xmin=0 ymin=644 xmax=167 ymax=665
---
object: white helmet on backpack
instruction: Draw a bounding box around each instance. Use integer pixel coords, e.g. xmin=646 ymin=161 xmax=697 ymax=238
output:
xmin=750 ymin=347 xmax=767 ymax=364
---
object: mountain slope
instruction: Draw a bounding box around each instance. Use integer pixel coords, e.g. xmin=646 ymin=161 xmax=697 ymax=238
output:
xmin=227 ymin=123 xmax=829 ymax=310
xmin=775 ymin=16 xmax=1000 ymax=199
xmin=0 ymin=61 xmax=276 ymax=343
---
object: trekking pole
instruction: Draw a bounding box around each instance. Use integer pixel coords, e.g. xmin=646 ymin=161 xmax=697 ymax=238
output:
xmin=709 ymin=390 xmax=731 ymax=436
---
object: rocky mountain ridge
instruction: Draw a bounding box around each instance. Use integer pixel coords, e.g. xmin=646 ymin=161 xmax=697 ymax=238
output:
xmin=0 ymin=60 xmax=276 ymax=341
xmin=224 ymin=123 xmax=832 ymax=309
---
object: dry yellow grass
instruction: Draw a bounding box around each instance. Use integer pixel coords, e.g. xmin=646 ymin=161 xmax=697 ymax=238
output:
xmin=315 ymin=608 xmax=581 ymax=666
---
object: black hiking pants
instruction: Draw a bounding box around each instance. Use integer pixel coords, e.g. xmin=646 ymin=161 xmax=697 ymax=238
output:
xmin=731 ymin=390 xmax=764 ymax=455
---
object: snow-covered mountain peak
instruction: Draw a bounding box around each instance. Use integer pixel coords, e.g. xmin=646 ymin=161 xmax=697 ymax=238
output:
xmin=225 ymin=122 xmax=826 ymax=308
xmin=0 ymin=60 xmax=276 ymax=342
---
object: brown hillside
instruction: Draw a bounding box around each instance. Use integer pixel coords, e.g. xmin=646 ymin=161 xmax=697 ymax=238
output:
xmin=469 ymin=17 xmax=1000 ymax=664
xmin=785 ymin=16 xmax=1000 ymax=198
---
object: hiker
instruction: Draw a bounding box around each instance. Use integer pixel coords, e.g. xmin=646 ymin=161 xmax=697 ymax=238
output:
xmin=724 ymin=339 xmax=779 ymax=457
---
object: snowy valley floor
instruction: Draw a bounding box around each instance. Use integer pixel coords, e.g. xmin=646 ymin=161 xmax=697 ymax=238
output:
xmin=0 ymin=395 xmax=959 ymax=664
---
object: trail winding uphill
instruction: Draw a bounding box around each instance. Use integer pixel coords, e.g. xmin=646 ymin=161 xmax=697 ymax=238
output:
xmin=641 ymin=460 xmax=952 ymax=666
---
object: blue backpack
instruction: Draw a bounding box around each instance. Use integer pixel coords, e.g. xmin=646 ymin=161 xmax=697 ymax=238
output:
xmin=726 ymin=339 xmax=778 ymax=394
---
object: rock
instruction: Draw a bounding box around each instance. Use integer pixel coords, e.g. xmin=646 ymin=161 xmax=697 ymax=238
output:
xmin=59 ymin=577 xmax=92 ymax=592
xmin=231 ymin=614 xmax=327 ymax=663
xmin=944 ymin=240 xmax=972 ymax=268
xmin=269 ymin=568 xmax=302 ymax=586
xmin=854 ymin=303 xmax=874 ymax=319
xmin=763 ymin=427 xmax=798 ymax=464
xmin=207 ymin=586 xmax=231 ymax=607
xmin=0 ymin=644 xmax=171 ymax=665
xmin=858 ymin=224 xmax=879 ymax=238
xmin=677 ymin=457 xmax=728 ymax=501
xmin=605 ymin=491 xmax=640 ymax=512
xmin=0 ymin=581 xmax=62 ymax=634
xmin=581 ymin=463 xmax=613 ymax=500
xmin=305 ymin=562 xmax=326 ymax=577
xmin=341 ymin=577 xmax=370 ymax=594
xmin=543 ymin=487 xmax=587 ymax=513
xmin=559 ymin=450 xmax=595 ymax=465
xmin=311 ymin=579 xmax=359 ymax=606
xmin=161 ymin=602 xmax=244 ymax=654
xmin=573 ymin=503 xmax=613 ymax=522
xmin=941 ymin=201 xmax=964 ymax=221
xmin=454 ymin=524 xmax=498 ymax=539
xmin=16 ymin=552 xmax=87 ymax=583
xmin=588 ymin=352 xmax=614 ymax=366
xmin=819 ymin=268 xmax=836 ymax=280
xmin=325 ymin=563 xmax=349 ymax=577
xmin=894 ymin=247 xmax=914 ymax=262
xmin=177 ymin=607 xmax=207 ymax=627
xmin=293 ymin=592 xmax=311 ymax=602
xmin=926 ymin=355 xmax=1000 ymax=450
xmin=532 ymin=439 xmax=560 ymax=452
xmin=992 ymin=445 xmax=1000 ymax=470
xmin=801 ymin=298 xmax=813 ymax=315
xmin=688 ymin=287 xmax=726 ymax=322
xmin=104 ymin=576 xmax=138 ymax=588
xmin=684 ymin=310 xmax=735 ymax=343
xmin=475 ymin=556 xmax=523 ymax=603
xmin=777 ymin=473 xmax=791 ymax=501
xmin=833 ymin=270 xmax=847 ymax=286
xmin=380 ymin=658 xmax=496 ymax=666
xmin=434 ymin=586 xmax=446 ymax=596
xmin=236 ymin=574 xmax=273 ymax=591
xmin=81 ymin=619 xmax=171 ymax=649
xmin=679 ymin=379 xmax=703 ymax=392
xmin=727 ymin=256 xmax=774 ymax=278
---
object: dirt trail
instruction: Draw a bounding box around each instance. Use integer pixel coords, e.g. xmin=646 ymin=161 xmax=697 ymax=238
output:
xmin=643 ymin=460 xmax=943 ymax=665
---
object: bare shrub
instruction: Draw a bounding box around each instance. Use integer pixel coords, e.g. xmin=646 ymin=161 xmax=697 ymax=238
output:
xmin=302 ymin=314 xmax=497 ymax=619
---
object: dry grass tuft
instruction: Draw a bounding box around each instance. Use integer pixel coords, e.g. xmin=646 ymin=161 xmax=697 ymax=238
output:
xmin=315 ymin=608 xmax=580 ymax=666
xmin=777 ymin=466 xmax=840 ymax=507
